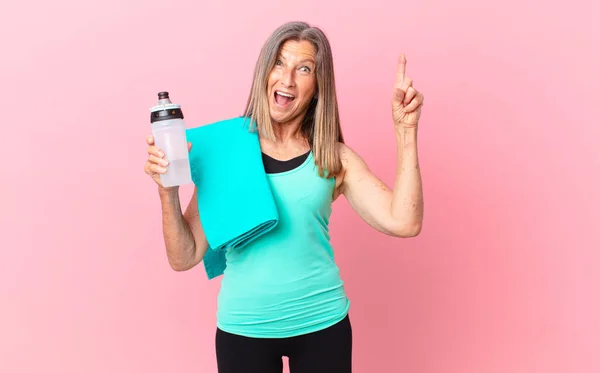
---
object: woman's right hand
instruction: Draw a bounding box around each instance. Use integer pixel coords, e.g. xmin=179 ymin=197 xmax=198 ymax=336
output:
xmin=144 ymin=135 xmax=191 ymax=190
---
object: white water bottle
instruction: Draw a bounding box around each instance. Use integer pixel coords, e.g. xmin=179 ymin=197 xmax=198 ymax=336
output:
xmin=149 ymin=91 xmax=192 ymax=188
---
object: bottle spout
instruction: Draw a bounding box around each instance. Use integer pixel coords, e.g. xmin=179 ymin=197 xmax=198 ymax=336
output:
xmin=157 ymin=91 xmax=172 ymax=105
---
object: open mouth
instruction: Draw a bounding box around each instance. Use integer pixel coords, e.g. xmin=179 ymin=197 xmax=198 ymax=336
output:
xmin=274 ymin=91 xmax=296 ymax=106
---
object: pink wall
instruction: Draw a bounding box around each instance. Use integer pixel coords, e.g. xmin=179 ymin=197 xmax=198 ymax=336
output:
xmin=3 ymin=0 xmax=599 ymax=372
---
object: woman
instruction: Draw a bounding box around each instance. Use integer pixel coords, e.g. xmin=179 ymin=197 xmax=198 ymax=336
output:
xmin=144 ymin=21 xmax=424 ymax=373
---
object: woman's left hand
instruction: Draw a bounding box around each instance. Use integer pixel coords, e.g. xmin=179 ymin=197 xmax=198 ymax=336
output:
xmin=392 ymin=54 xmax=424 ymax=129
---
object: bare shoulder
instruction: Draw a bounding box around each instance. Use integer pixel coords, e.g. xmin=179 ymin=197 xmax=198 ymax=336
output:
xmin=338 ymin=142 xmax=370 ymax=178
xmin=337 ymin=142 xmax=367 ymax=167
xmin=333 ymin=142 xmax=370 ymax=198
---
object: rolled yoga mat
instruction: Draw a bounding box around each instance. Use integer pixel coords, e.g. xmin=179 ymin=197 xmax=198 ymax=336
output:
xmin=185 ymin=116 xmax=279 ymax=279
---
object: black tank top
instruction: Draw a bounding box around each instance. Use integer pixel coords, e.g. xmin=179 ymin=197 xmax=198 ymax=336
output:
xmin=262 ymin=151 xmax=310 ymax=174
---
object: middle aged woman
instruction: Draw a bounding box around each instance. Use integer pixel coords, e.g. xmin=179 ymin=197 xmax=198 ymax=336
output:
xmin=144 ymin=20 xmax=424 ymax=373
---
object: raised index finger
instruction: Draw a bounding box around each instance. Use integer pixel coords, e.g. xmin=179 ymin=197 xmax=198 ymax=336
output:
xmin=396 ymin=54 xmax=407 ymax=85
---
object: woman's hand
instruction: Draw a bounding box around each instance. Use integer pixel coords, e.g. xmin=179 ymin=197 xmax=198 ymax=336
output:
xmin=392 ymin=54 xmax=424 ymax=129
xmin=144 ymin=135 xmax=192 ymax=190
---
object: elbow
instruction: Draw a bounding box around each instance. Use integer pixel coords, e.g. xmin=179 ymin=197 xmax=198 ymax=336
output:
xmin=389 ymin=222 xmax=422 ymax=238
xmin=169 ymin=260 xmax=189 ymax=272
xmin=167 ymin=255 xmax=194 ymax=272
xmin=166 ymin=242 xmax=198 ymax=272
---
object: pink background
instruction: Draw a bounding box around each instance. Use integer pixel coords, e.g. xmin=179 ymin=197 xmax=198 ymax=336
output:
xmin=2 ymin=0 xmax=599 ymax=372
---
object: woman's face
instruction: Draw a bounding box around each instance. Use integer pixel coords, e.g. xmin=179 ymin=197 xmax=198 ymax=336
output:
xmin=267 ymin=40 xmax=317 ymax=125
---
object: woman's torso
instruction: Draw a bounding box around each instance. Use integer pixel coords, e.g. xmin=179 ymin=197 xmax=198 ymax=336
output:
xmin=215 ymin=150 xmax=350 ymax=338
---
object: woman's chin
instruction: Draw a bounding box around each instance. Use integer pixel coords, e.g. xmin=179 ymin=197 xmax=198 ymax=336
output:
xmin=270 ymin=115 xmax=288 ymax=124
xmin=269 ymin=108 xmax=293 ymax=124
xmin=270 ymin=105 xmax=311 ymax=123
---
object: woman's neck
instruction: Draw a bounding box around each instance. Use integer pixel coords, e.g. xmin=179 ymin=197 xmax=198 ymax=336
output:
xmin=260 ymin=123 xmax=310 ymax=159
xmin=271 ymin=120 xmax=303 ymax=143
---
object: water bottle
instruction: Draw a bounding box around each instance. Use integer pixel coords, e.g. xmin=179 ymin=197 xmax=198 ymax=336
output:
xmin=149 ymin=91 xmax=192 ymax=188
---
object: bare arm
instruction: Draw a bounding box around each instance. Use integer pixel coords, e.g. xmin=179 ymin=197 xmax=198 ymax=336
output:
xmin=337 ymin=54 xmax=425 ymax=238
xmin=144 ymin=135 xmax=208 ymax=271
xmin=338 ymin=134 xmax=423 ymax=237
xmin=158 ymin=186 xmax=209 ymax=271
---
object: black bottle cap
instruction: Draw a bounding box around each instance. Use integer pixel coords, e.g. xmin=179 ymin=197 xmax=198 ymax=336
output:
xmin=150 ymin=91 xmax=184 ymax=123
xmin=151 ymin=107 xmax=184 ymax=123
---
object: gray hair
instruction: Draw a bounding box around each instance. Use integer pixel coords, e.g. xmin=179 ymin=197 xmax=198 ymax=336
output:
xmin=243 ymin=21 xmax=344 ymax=178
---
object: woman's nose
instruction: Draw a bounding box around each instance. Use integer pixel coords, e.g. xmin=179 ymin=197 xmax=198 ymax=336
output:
xmin=279 ymin=68 xmax=295 ymax=87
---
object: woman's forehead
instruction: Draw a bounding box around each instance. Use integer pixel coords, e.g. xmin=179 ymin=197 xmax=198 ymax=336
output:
xmin=279 ymin=40 xmax=316 ymax=61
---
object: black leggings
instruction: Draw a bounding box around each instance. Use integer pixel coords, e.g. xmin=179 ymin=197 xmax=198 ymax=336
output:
xmin=215 ymin=314 xmax=352 ymax=373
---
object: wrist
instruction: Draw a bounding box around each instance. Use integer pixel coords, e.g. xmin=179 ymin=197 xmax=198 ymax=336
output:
xmin=158 ymin=185 xmax=179 ymax=199
xmin=395 ymin=125 xmax=418 ymax=144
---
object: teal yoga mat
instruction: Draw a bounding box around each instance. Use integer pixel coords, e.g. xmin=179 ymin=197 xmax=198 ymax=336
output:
xmin=185 ymin=116 xmax=278 ymax=279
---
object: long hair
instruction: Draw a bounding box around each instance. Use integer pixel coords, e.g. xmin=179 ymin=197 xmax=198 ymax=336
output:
xmin=243 ymin=21 xmax=344 ymax=178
